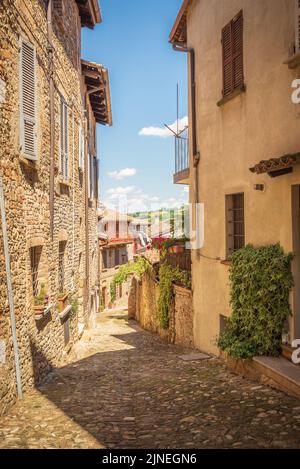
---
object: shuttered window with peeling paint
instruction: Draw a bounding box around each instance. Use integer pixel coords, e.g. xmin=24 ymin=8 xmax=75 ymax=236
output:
xmin=20 ymin=39 xmax=37 ymax=160
xmin=78 ymin=123 xmax=85 ymax=170
xmin=60 ymin=97 xmax=69 ymax=180
xmin=222 ymin=11 xmax=244 ymax=97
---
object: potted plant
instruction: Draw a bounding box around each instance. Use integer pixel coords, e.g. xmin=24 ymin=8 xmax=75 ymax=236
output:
xmin=169 ymin=244 xmax=185 ymax=254
xmin=57 ymin=291 xmax=68 ymax=312
xmin=34 ymin=283 xmax=48 ymax=318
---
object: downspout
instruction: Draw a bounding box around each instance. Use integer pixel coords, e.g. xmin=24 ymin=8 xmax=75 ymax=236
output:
xmin=173 ymin=43 xmax=200 ymax=248
xmin=84 ymin=112 xmax=90 ymax=321
xmin=47 ymin=0 xmax=55 ymax=241
xmin=0 ymin=174 xmax=22 ymax=398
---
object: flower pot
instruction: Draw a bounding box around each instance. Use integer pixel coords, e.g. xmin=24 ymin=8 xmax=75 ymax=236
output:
xmin=169 ymin=245 xmax=185 ymax=254
xmin=34 ymin=304 xmax=46 ymax=319
xmin=58 ymin=293 xmax=68 ymax=312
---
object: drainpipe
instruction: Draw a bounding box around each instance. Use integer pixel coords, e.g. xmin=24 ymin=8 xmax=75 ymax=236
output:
xmin=0 ymin=174 xmax=22 ymax=398
xmin=47 ymin=0 xmax=55 ymax=241
xmin=84 ymin=113 xmax=90 ymax=321
xmin=173 ymin=43 xmax=200 ymax=247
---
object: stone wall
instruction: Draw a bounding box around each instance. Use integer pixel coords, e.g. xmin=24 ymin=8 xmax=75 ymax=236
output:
xmin=129 ymin=269 xmax=194 ymax=348
xmin=0 ymin=0 xmax=101 ymax=414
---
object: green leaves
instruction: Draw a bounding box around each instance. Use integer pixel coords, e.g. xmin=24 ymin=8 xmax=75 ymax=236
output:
xmin=218 ymin=244 xmax=294 ymax=359
xmin=158 ymin=264 xmax=191 ymax=329
xmin=110 ymin=257 xmax=151 ymax=303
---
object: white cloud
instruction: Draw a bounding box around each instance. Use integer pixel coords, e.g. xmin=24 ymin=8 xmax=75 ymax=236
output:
xmin=183 ymin=186 xmax=189 ymax=193
xmin=106 ymin=186 xmax=136 ymax=198
xmin=108 ymin=168 xmax=137 ymax=180
xmin=139 ymin=116 xmax=188 ymax=138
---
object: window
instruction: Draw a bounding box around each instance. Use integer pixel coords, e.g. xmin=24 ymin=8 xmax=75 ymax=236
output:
xmin=20 ymin=39 xmax=37 ymax=160
xmin=116 ymin=221 xmax=120 ymax=238
xmin=78 ymin=123 xmax=85 ymax=170
xmin=88 ymin=154 xmax=94 ymax=199
xmin=60 ymin=97 xmax=68 ymax=180
xmin=30 ymin=246 xmax=42 ymax=297
xmin=53 ymin=0 xmax=63 ymax=15
xmin=58 ymin=241 xmax=66 ymax=292
xmin=296 ymin=0 xmax=300 ymax=53
xmin=222 ymin=10 xmax=244 ymax=97
xmin=88 ymin=154 xmax=99 ymax=200
xmin=115 ymin=248 xmax=120 ymax=267
xmin=102 ymin=250 xmax=108 ymax=269
xmin=225 ymin=193 xmax=245 ymax=258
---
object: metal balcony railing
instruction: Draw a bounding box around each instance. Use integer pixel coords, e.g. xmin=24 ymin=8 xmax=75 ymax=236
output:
xmin=175 ymin=134 xmax=189 ymax=174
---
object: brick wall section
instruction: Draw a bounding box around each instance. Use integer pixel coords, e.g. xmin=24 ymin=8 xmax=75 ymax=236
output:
xmin=0 ymin=0 xmax=100 ymax=414
xmin=129 ymin=269 xmax=194 ymax=348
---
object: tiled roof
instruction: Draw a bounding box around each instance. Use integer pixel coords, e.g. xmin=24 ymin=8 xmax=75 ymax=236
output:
xmin=76 ymin=0 xmax=101 ymax=29
xmin=81 ymin=59 xmax=112 ymax=126
xmin=249 ymin=153 xmax=300 ymax=176
xmin=169 ymin=0 xmax=191 ymax=45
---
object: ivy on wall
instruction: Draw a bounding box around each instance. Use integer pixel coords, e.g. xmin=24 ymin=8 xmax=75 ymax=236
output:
xmin=110 ymin=257 xmax=151 ymax=303
xmin=218 ymin=244 xmax=294 ymax=359
xmin=158 ymin=264 xmax=191 ymax=329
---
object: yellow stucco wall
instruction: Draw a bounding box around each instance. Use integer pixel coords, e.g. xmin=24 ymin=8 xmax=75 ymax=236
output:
xmin=186 ymin=0 xmax=300 ymax=355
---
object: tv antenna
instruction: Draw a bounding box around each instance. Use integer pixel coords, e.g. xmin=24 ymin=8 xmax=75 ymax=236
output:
xmin=164 ymin=84 xmax=188 ymax=137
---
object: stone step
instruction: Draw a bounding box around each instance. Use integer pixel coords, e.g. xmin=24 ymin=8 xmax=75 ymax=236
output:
xmin=253 ymin=356 xmax=300 ymax=399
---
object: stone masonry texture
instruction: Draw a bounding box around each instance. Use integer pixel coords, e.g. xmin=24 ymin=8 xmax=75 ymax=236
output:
xmin=0 ymin=309 xmax=299 ymax=449
xmin=0 ymin=0 xmax=100 ymax=415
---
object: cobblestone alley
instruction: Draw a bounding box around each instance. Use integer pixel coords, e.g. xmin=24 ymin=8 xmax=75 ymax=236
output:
xmin=0 ymin=310 xmax=300 ymax=449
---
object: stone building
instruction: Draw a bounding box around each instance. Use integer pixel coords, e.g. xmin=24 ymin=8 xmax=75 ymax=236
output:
xmin=98 ymin=209 xmax=135 ymax=309
xmin=0 ymin=0 xmax=112 ymax=414
xmin=170 ymin=0 xmax=300 ymax=355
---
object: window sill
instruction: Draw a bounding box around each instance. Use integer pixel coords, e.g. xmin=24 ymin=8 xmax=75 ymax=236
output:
xmin=19 ymin=156 xmax=38 ymax=171
xmin=59 ymin=178 xmax=71 ymax=188
xmin=34 ymin=303 xmax=53 ymax=321
xmin=58 ymin=304 xmax=72 ymax=320
xmin=217 ymin=84 xmax=246 ymax=107
xmin=284 ymin=52 xmax=300 ymax=69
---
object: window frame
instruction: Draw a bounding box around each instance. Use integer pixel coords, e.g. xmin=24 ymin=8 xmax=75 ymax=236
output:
xmin=60 ymin=96 xmax=69 ymax=180
xmin=58 ymin=241 xmax=67 ymax=293
xmin=225 ymin=193 xmax=245 ymax=259
xmin=30 ymin=246 xmax=42 ymax=297
xmin=78 ymin=122 xmax=85 ymax=170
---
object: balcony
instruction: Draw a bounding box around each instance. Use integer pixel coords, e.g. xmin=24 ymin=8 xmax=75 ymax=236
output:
xmin=173 ymin=132 xmax=189 ymax=185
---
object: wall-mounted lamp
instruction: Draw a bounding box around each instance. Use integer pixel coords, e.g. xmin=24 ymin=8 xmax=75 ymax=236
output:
xmin=253 ymin=183 xmax=266 ymax=192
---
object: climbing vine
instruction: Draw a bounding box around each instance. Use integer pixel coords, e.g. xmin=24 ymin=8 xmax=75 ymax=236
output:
xmin=218 ymin=244 xmax=294 ymax=359
xmin=110 ymin=256 xmax=151 ymax=303
xmin=158 ymin=264 xmax=191 ymax=329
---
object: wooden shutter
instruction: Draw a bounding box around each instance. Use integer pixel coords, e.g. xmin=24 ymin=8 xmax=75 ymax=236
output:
xmin=296 ymin=0 xmax=300 ymax=53
xmin=78 ymin=123 xmax=84 ymax=170
xmin=60 ymin=97 xmax=68 ymax=180
xmin=53 ymin=0 xmax=63 ymax=15
xmin=232 ymin=12 xmax=244 ymax=89
xmin=20 ymin=39 xmax=37 ymax=160
xmin=222 ymin=11 xmax=244 ymax=97
xmin=94 ymin=157 xmax=98 ymax=200
xmin=222 ymin=22 xmax=233 ymax=97
xmin=88 ymin=154 xmax=93 ymax=199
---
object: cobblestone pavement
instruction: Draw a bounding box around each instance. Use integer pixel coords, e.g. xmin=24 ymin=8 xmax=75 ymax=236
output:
xmin=1 ymin=309 xmax=300 ymax=449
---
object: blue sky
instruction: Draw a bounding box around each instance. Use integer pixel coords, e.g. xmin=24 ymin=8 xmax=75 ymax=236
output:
xmin=81 ymin=0 xmax=188 ymax=213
